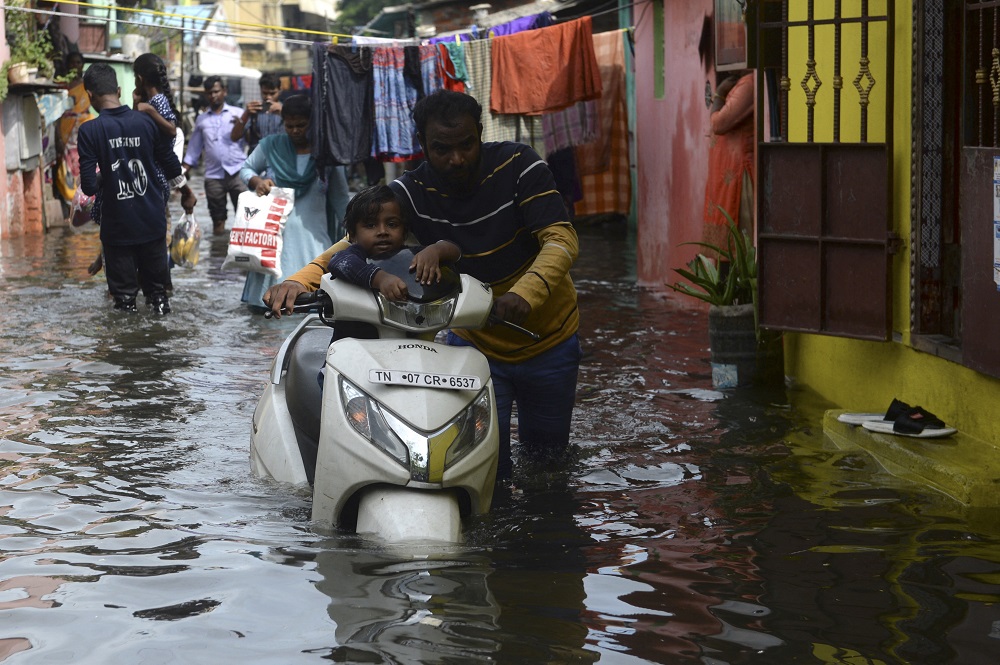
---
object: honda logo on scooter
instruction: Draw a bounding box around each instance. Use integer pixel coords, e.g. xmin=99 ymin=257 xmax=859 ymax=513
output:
xmin=396 ymin=343 xmax=438 ymax=353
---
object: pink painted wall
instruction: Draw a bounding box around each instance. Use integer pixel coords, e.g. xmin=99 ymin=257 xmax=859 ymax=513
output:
xmin=634 ymin=1 xmax=717 ymax=294
xmin=1 ymin=8 xmax=9 ymax=238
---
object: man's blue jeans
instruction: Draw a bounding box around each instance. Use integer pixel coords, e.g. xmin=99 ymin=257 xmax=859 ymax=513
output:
xmin=448 ymin=332 xmax=582 ymax=476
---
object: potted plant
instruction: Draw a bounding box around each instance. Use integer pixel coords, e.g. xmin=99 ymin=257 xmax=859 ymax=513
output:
xmin=3 ymin=0 xmax=55 ymax=88
xmin=669 ymin=209 xmax=783 ymax=388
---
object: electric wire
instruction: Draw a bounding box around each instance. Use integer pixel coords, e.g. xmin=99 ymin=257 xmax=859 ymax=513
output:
xmin=5 ymin=5 xmax=319 ymax=48
xmin=5 ymin=0 xmax=646 ymax=50
xmin=5 ymin=0 xmax=353 ymax=41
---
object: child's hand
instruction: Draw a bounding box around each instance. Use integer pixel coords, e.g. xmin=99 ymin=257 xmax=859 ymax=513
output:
xmin=410 ymin=245 xmax=443 ymax=285
xmin=135 ymin=101 xmax=152 ymax=115
xmin=372 ymin=271 xmax=408 ymax=301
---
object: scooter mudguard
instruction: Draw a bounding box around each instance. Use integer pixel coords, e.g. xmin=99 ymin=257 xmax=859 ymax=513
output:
xmin=356 ymin=486 xmax=463 ymax=542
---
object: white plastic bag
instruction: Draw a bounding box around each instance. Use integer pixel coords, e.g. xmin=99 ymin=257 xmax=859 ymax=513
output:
xmin=223 ymin=187 xmax=295 ymax=278
xmin=169 ymin=212 xmax=203 ymax=268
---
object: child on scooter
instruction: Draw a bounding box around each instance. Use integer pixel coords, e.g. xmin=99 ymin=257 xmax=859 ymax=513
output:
xmin=327 ymin=185 xmax=460 ymax=300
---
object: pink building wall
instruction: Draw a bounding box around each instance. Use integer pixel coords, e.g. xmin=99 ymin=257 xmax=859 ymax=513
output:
xmin=634 ymin=1 xmax=718 ymax=294
xmin=1 ymin=7 xmax=10 ymax=239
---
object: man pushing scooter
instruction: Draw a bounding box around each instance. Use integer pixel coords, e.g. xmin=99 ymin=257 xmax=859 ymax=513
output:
xmin=264 ymin=89 xmax=582 ymax=478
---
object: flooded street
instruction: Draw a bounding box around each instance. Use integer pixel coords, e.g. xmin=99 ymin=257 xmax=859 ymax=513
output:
xmin=1 ymin=206 xmax=999 ymax=664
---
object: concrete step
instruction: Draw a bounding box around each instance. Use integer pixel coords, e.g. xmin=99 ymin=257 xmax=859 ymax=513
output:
xmin=823 ymin=410 xmax=1000 ymax=507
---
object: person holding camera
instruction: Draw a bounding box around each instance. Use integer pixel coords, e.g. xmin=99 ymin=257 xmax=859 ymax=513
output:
xmin=231 ymin=72 xmax=284 ymax=155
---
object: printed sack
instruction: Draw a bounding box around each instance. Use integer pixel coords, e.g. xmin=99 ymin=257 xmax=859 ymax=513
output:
xmin=223 ymin=188 xmax=295 ymax=278
xmin=169 ymin=212 xmax=203 ymax=268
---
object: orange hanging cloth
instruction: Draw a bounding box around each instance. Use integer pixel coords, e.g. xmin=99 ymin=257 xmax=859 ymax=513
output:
xmin=490 ymin=16 xmax=602 ymax=115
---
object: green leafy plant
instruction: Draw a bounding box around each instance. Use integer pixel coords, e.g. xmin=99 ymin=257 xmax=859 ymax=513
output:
xmin=4 ymin=0 xmax=56 ymax=80
xmin=669 ymin=207 xmax=757 ymax=307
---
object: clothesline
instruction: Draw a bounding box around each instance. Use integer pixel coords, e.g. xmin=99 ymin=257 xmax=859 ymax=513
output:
xmin=313 ymin=16 xmax=613 ymax=167
xmin=5 ymin=1 xmax=638 ymax=52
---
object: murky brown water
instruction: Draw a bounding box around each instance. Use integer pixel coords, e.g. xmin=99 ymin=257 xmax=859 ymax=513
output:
xmin=1 ymin=211 xmax=999 ymax=664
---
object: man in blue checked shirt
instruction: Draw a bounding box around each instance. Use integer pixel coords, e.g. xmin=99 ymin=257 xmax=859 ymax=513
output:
xmin=183 ymin=76 xmax=248 ymax=235
xmin=231 ymin=72 xmax=285 ymax=155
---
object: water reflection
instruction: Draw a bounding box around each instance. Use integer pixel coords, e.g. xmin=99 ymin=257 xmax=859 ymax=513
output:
xmin=0 ymin=222 xmax=999 ymax=663
xmin=313 ymin=546 xmax=501 ymax=662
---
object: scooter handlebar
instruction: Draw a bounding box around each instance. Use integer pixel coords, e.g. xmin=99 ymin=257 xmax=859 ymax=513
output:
xmin=487 ymin=313 xmax=541 ymax=341
xmin=263 ymin=291 xmax=323 ymax=319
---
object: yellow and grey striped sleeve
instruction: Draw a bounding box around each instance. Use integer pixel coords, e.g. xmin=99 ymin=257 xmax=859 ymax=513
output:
xmin=507 ymin=222 xmax=578 ymax=309
xmin=288 ymin=237 xmax=351 ymax=289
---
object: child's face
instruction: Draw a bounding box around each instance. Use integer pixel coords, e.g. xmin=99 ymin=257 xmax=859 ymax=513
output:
xmin=353 ymin=200 xmax=406 ymax=259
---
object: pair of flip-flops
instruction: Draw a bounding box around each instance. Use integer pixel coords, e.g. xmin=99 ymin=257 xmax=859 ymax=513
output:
xmin=837 ymin=398 xmax=957 ymax=438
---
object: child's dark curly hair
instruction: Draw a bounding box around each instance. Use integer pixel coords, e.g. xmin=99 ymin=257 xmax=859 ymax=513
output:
xmin=343 ymin=185 xmax=403 ymax=239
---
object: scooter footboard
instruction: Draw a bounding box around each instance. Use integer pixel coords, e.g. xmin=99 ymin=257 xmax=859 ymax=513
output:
xmin=356 ymin=486 xmax=462 ymax=543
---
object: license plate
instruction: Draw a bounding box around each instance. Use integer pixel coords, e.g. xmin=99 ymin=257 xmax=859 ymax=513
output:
xmin=368 ymin=369 xmax=482 ymax=391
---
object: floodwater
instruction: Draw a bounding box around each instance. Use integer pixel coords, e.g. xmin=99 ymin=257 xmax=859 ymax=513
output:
xmin=1 ymin=213 xmax=999 ymax=665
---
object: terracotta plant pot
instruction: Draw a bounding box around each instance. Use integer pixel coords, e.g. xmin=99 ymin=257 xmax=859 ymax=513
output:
xmin=7 ymin=62 xmax=29 ymax=85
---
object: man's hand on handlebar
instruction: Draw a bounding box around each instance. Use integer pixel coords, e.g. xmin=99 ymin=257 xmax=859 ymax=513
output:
xmin=262 ymin=280 xmax=307 ymax=319
xmin=493 ymin=292 xmax=530 ymax=326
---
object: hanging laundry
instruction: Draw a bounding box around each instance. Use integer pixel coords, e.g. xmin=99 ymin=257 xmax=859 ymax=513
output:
xmin=541 ymin=100 xmax=600 ymax=155
xmin=436 ymin=43 xmax=467 ymax=93
xmin=420 ymin=44 xmax=443 ymax=98
xmin=464 ymin=38 xmax=546 ymax=157
xmin=490 ymin=16 xmax=602 ymax=115
xmin=575 ymin=30 xmax=631 ymax=217
xmin=372 ymin=46 xmax=422 ymax=162
xmin=427 ymin=28 xmax=479 ymax=45
xmin=576 ymin=29 xmax=627 ymax=176
xmin=403 ymin=46 xmax=424 ymax=98
xmin=313 ymin=43 xmax=374 ymax=167
xmin=488 ymin=12 xmax=553 ymax=37
xmin=442 ymin=42 xmax=469 ymax=87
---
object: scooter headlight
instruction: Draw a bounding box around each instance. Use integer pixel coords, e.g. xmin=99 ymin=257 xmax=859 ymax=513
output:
xmin=444 ymin=389 xmax=492 ymax=468
xmin=340 ymin=378 xmax=409 ymax=465
xmin=338 ymin=378 xmax=493 ymax=482
xmin=375 ymin=295 xmax=456 ymax=332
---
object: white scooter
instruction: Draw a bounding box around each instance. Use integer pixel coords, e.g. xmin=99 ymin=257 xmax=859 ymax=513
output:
xmin=250 ymin=249 xmax=535 ymax=543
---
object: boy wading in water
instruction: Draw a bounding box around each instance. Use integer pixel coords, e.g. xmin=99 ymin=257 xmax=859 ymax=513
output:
xmin=77 ymin=63 xmax=186 ymax=313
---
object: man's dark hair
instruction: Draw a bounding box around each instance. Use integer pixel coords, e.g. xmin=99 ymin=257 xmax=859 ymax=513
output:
xmin=259 ymin=72 xmax=280 ymax=90
xmin=281 ymin=94 xmax=310 ymax=120
xmin=412 ymin=90 xmax=482 ymax=137
xmin=343 ymin=185 xmax=403 ymax=238
xmin=83 ymin=63 xmax=118 ymax=97
xmin=203 ymin=75 xmax=224 ymax=92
